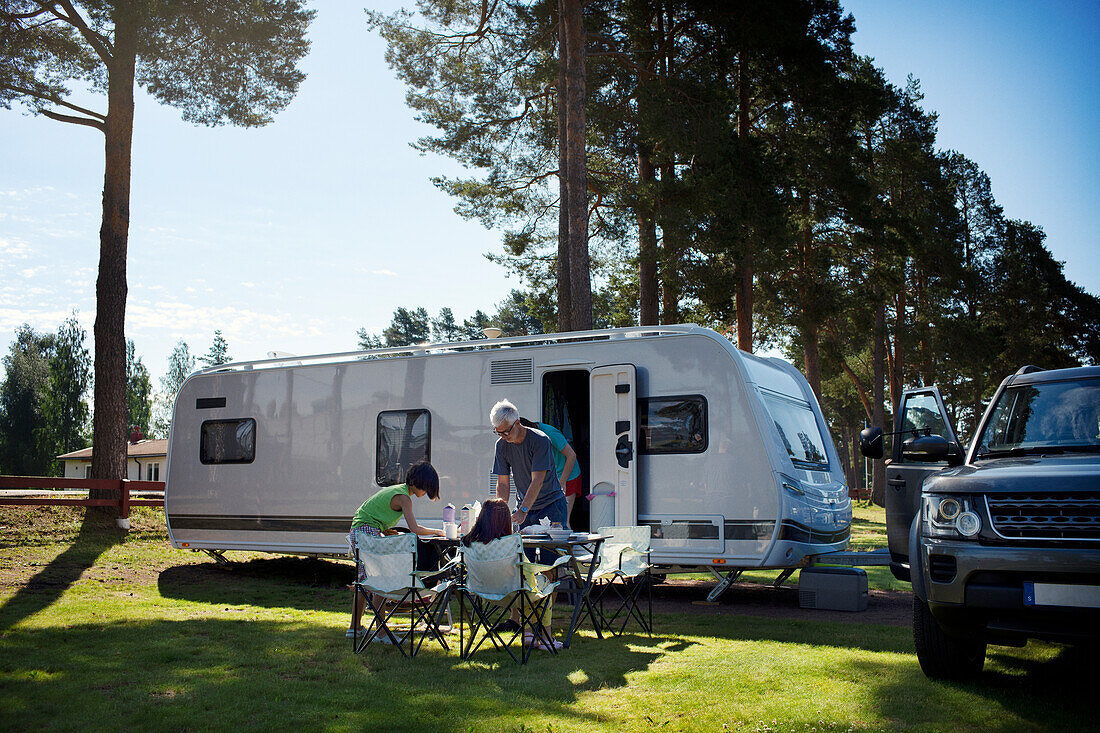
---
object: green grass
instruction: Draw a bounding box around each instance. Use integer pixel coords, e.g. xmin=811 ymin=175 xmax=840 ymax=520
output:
xmin=0 ymin=506 xmax=1090 ymax=732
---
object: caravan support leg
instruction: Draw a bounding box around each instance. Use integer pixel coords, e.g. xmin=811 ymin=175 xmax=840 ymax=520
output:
xmin=706 ymin=568 xmax=744 ymax=602
xmin=201 ymin=549 xmax=230 ymax=566
xmin=772 ymin=568 xmax=796 ymax=587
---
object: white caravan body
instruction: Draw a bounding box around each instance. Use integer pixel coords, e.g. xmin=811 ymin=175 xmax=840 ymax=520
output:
xmin=164 ymin=326 xmax=852 ymax=569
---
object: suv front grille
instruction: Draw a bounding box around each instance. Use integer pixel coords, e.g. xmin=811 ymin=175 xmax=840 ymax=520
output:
xmin=987 ymin=492 xmax=1100 ymax=541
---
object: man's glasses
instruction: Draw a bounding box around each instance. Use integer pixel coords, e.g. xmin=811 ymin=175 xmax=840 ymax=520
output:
xmin=494 ymin=421 xmax=517 ymax=437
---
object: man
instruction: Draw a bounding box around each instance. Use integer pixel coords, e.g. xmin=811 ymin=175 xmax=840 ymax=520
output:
xmin=520 ymin=417 xmax=580 ymax=528
xmin=490 ymin=399 xmax=569 ymax=649
xmin=489 ymin=399 xmax=569 ymax=530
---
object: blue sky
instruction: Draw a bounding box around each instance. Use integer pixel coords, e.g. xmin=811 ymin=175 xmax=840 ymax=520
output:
xmin=1 ymin=0 xmax=1097 ymax=387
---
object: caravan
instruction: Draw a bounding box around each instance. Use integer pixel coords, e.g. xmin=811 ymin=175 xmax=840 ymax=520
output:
xmin=164 ymin=325 xmax=852 ymax=572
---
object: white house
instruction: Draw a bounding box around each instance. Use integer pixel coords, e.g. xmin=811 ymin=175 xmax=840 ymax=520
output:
xmin=58 ymin=439 xmax=168 ymax=481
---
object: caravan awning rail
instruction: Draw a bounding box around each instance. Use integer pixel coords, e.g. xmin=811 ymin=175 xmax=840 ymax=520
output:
xmin=192 ymin=324 xmax=714 ymax=377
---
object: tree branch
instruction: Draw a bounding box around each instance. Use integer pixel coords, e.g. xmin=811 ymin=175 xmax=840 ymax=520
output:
xmin=40 ymin=108 xmax=106 ymax=132
xmin=4 ymin=6 xmax=51 ymax=20
xmin=50 ymin=0 xmax=114 ymax=63
xmin=824 ymin=320 xmax=873 ymax=420
xmin=4 ymin=83 xmax=106 ymax=122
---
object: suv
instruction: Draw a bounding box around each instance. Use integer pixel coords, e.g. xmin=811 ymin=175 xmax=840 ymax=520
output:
xmin=860 ymin=365 xmax=1100 ymax=679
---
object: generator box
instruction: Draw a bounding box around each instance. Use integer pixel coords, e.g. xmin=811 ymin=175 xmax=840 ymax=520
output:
xmin=798 ymin=566 xmax=868 ymax=612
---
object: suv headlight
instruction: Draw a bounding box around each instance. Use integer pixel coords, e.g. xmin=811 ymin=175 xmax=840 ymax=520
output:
xmin=923 ymin=495 xmax=981 ymax=538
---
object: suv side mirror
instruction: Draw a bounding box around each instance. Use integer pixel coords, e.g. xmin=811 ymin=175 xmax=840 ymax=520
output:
xmin=901 ymin=434 xmax=951 ymax=462
xmin=859 ymin=427 xmax=884 ymax=459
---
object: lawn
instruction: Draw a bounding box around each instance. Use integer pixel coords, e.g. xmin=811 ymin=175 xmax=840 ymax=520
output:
xmin=0 ymin=506 xmax=1091 ymax=732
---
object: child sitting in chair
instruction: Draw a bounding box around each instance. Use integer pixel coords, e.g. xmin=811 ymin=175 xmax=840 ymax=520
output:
xmin=348 ymin=461 xmax=444 ymax=637
xmin=462 ymin=498 xmax=561 ymax=650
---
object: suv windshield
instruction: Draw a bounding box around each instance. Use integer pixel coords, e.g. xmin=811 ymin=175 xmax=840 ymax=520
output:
xmin=760 ymin=390 xmax=829 ymax=469
xmin=976 ymin=377 xmax=1100 ymax=456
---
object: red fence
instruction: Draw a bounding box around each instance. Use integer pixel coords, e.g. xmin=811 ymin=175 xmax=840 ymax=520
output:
xmin=0 ymin=476 xmax=164 ymax=518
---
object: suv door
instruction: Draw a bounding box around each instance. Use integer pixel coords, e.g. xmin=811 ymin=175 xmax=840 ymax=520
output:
xmin=886 ymin=387 xmax=962 ymax=580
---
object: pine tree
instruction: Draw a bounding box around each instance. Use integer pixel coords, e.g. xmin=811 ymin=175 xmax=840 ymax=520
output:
xmin=199 ymin=331 xmax=231 ymax=367
xmin=431 ymin=308 xmax=464 ymax=343
xmin=382 ymin=307 xmax=431 ymax=347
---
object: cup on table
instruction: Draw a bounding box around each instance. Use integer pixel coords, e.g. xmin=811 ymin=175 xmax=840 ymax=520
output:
xmin=444 ymin=522 xmax=459 ymax=539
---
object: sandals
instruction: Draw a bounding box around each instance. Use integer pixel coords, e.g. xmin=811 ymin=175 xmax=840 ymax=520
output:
xmin=523 ymin=632 xmax=564 ymax=651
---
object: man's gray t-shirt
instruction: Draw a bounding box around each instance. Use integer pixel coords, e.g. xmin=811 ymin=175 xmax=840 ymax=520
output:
xmin=492 ymin=427 xmax=565 ymax=513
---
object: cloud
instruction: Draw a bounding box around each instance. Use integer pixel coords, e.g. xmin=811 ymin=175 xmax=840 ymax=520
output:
xmin=370 ymin=269 xmax=397 ymax=277
xmin=20 ymin=266 xmax=47 ymax=278
xmin=127 ymin=300 xmax=332 ymax=347
xmin=0 ymin=238 xmax=31 ymax=259
xmin=0 ymin=186 xmax=56 ymax=200
xmin=0 ymin=307 xmax=73 ymax=335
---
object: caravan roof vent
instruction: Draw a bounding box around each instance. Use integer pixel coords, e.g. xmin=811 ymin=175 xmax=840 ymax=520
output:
xmin=491 ymin=358 xmax=533 ymax=384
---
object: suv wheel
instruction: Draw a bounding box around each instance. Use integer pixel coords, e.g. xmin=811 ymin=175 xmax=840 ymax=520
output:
xmin=912 ymin=596 xmax=985 ymax=679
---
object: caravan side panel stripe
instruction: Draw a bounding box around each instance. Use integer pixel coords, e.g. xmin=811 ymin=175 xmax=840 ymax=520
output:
xmin=168 ymin=515 xmax=349 ymax=533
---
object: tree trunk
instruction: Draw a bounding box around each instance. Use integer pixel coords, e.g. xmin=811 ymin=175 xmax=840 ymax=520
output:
xmin=803 ymin=323 xmax=822 ymax=401
xmin=556 ymin=11 xmax=572 ymax=333
xmin=798 ymin=192 xmax=821 ymax=398
xmin=90 ymin=21 xmax=136 ymax=492
xmin=637 ymin=147 xmax=659 ymax=325
xmin=836 ymin=427 xmax=857 ymax=499
xmin=890 ymin=286 xmax=905 ymax=416
xmin=871 ymin=305 xmax=887 ymax=507
xmin=561 ymin=0 xmax=591 ymax=331
xmin=850 ymin=425 xmax=864 ymax=497
xmin=658 ymin=162 xmax=679 ymax=324
xmin=735 ymin=53 xmax=753 ymax=352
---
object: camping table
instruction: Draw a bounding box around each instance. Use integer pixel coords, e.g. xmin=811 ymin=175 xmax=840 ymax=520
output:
xmin=423 ymin=533 xmax=609 ymax=649
xmin=522 ymin=533 xmax=608 ymax=648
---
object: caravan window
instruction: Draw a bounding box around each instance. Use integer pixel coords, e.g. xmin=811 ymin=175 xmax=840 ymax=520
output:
xmin=760 ymin=391 xmax=828 ymax=469
xmin=640 ymin=395 xmax=708 ymax=454
xmin=200 ymin=419 xmax=256 ymax=464
xmin=376 ymin=409 xmax=431 ymax=486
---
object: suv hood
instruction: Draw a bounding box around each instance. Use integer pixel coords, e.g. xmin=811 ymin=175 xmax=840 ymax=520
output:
xmin=925 ymin=454 xmax=1100 ymax=494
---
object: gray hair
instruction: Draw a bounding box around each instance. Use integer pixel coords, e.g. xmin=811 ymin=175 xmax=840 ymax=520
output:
xmin=489 ymin=399 xmax=519 ymax=428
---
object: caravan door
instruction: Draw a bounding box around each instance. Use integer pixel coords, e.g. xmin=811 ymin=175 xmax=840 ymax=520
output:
xmin=589 ymin=364 xmax=638 ymax=528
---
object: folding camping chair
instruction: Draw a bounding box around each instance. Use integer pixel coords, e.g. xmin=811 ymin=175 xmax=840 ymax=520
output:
xmin=457 ymin=534 xmax=572 ymax=663
xmin=351 ymin=532 xmax=457 ymax=658
xmin=585 ymin=525 xmax=653 ymax=636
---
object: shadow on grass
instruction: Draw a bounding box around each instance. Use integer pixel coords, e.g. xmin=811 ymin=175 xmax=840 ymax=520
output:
xmin=856 ymin=642 xmax=1096 ymax=731
xmin=157 ymin=556 xmax=354 ymax=614
xmin=659 ymin=610 xmax=915 ymax=655
xmin=0 ymin=617 xmax=670 ymax=731
xmin=0 ymin=513 xmax=122 ymax=632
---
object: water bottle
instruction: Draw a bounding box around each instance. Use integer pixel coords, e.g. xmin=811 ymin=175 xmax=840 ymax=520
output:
xmin=443 ymin=503 xmax=455 ymax=524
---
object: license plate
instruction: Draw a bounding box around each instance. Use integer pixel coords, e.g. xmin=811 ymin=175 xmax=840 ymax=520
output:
xmin=1023 ymin=582 xmax=1100 ymax=608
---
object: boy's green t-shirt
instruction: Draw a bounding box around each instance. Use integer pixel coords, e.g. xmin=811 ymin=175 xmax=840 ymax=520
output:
xmin=351 ymin=483 xmax=410 ymax=530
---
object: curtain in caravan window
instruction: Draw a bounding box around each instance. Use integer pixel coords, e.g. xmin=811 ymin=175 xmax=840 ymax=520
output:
xmin=376 ymin=410 xmax=430 ymax=486
xmin=200 ymin=419 xmax=256 ymax=464
xmin=640 ymin=396 xmax=708 ymax=454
